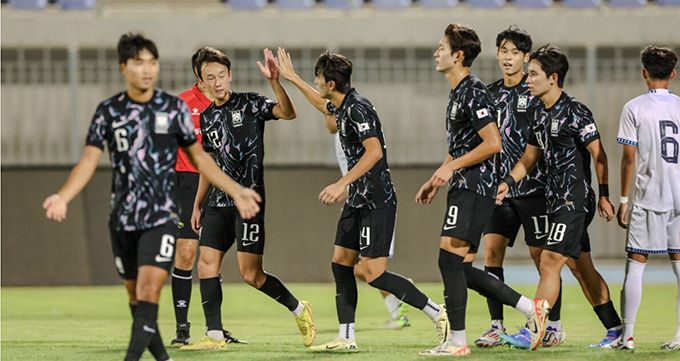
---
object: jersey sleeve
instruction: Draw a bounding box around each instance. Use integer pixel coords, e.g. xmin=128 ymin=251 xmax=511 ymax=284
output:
xmin=200 ymin=112 xmax=215 ymax=153
xmin=85 ymin=103 xmax=108 ymax=149
xmin=176 ymin=100 xmax=197 ymax=148
xmin=347 ymin=102 xmax=380 ymax=142
xmin=616 ymin=104 xmax=638 ymax=147
xmin=466 ymin=92 xmax=497 ymax=131
xmin=572 ymin=103 xmax=600 ymax=146
xmin=253 ymin=94 xmax=278 ymax=121
xmin=326 ymin=101 xmax=338 ymax=116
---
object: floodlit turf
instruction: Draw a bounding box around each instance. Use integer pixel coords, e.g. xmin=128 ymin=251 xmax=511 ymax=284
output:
xmin=2 ymin=283 xmax=679 ymax=360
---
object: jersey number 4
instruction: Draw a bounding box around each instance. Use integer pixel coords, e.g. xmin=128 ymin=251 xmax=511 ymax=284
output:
xmin=660 ymin=120 xmax=679 ymax=164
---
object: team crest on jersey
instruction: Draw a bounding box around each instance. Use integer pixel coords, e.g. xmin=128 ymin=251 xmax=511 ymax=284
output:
xmin=154 ymin=112 xmax=169 ymax=134
xmin=517 ymin=95 xmax=528 ymax=112
xmin=231 ymin=111 xmax=243 ymax=127
xmin=550 ymin=118 xmax=560 ymax=137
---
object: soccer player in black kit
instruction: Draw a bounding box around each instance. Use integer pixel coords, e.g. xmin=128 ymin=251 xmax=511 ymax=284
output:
xmin=276 ymin=48 xmax=449 ymax=352
xmin=43 ymin=33 xmax=261 ymax=361
xmin=497 ymin=44 xmax=623 ymax=351
xmin=180 ymin=48 xmax=316 ymax=351
xmin=415 ymin=24 xmax=538 ymax=357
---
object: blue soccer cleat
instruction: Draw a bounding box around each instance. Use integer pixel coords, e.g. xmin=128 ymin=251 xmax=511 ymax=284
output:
xmin=500 ymin=327 xmax=531 ymax=349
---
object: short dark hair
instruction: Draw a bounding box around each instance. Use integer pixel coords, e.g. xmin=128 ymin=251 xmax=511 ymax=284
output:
xmin=444 ymin=24 xmax=481 ymax=67
xmin=314 ymin=51 xmax=353 ymax=94
xmin=117 ymin=33 xmax=158 ymax=65
xmin=195 ymin=47 xmax=230 ymax=80
xmin=496 ymin=25 xmax=532 ymax=54
xmin=530 ymin=44 xmax=569 ymax=88
xmin=641 ymin=46 xmax=678 ymax=80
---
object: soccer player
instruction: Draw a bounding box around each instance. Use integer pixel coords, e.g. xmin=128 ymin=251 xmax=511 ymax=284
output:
xmin=277 ymin=48 xmax=449 ymax=352
xmin=474 ymin=26 xmax=566 ymax=348
xmin=616 ymin=46 xmax=680 ymax=351
xmin=42 ymin=33 xmax=261 ymax=361
xmin=170 ymin=48 xmax=243 ymax=346
xmin=414 ymin=24 xmax=540 ymax=357
xmin=325 ymin=115 xmax=411 ymax=330
xmin=180 ymin=48 xmax=316 ymax=351
xmin=497 ymin=44 xmax=622 ymax=351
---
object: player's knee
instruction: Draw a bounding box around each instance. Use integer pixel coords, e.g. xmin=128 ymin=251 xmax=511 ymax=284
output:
xmin=136 ymin=282 xmax=162 ymax=301
xmin=485 ymin=248 xmax=505 ymax=266
xmin=175 ymin=245 xmax=197 ymax=270
xmin=240 ymin=269 xmax=265 ymax=288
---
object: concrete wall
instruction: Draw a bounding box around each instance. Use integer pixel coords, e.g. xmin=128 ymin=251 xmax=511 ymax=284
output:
xmin=1 ymin=167 xmax=629 ymax=286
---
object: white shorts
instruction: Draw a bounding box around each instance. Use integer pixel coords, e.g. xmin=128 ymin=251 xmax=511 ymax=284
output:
xmin=626 ymin=205 xmax=680 ymax=254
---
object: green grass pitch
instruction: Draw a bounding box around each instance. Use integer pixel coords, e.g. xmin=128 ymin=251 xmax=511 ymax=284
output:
xmin=2 ymin=283 xmax=678 ymax=360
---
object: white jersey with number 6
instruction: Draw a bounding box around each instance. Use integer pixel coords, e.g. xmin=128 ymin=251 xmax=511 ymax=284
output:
xmin=617 ymin=89 xmax=680 ymax=212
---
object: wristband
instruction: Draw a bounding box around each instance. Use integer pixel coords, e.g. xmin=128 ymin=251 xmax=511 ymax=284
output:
xmin=620 ymin=196 xmax=629 ymax=204
xmin=598 ymin=184 xmax=609 ymax=197
xmin=503 ymin=175 xmax=516 ymax=187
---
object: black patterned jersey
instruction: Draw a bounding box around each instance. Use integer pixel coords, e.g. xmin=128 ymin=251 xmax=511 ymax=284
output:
xmin=488 ymin=76 xmax=545 ymax=198
xmin=327 ymin=88 xmax=397 ymax=209
xmin=86 ymin=89 xmax=197 ymax=231
xmin=527 ymin=92 xmax=600 ymax=213
xmin=200 ymin=92 xmax=277 ymax=207
xmin=446 ymin=74 xmax=499 ymax=198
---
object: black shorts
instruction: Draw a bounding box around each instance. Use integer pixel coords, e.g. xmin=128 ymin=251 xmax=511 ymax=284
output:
xmin=483 ymin=195 xmax=548 ymax=247
xmin=199 ymin=206 xmax=266 ymax=255
xmin=110 ymin=222 xmax=178 ymax=280
xmin=175 ymin=171 xmax=199 ymax=240
xmin=335 ymin=205 xmax=396 ymax=258
xmin=543 ymin=207 xmax=594 ymax=258
xmin=441 ymin=188 xmax=496 ymax=250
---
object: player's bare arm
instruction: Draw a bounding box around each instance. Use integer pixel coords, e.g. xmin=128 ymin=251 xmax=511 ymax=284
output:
xmin=257 ymin=48 xmax=296 ymax=120
xmin=43 ymin=145 xmax=103 ymax=222
xmin=617 ymin=144 xmax=637 ymax=228
xmin=415 ymin=155 xmax=454 ymax=205
xmin=325 ymin=115 xmax=338 ymax=134
xmin=277 ymin=47 xmax=331 ymax=115
xmin=431 ymin=122 xmax=502 ymax=187
xmin=319 ymin=137 xmax=382 ymax=205
xmin=496 ymin=144 xmax=541 ymax=205
xmin=191 ymin=172 xmax=211 ymax=233
xmin=586 ymin=139 xmax=614 ymax=221
xmin=185 ymin=142 xmax=262 ymax=220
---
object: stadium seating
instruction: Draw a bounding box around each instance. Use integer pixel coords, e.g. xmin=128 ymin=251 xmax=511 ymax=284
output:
xmin=229 ymin=0 xmax=267 ymax=9
xmin=465 ymin=0 xmax=506 ymax=7
xmin=608 ymin=0 xmax=647 ymax=6
xmin=324 ymin=0 xmax=363 ymax=8
xmin=372 ymin=0 xmax=411 ymax=8
xmin=58 ymin=0 xmax=95 ymax=8
xmin=563 ymin=0 xmax=602 ymax=7
xmin=277 ymin=0 xmax=314 ymax=8
xmin=514 ymin=0 xmax=553 ymax=7
xmin=8 ymin=0 xmax=48 ymax=9
xmin=419 ymin=0 xmax=458 ymax=7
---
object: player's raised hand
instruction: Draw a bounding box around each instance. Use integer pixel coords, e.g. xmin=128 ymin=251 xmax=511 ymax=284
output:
xmin=430 ymin=164 xmax=453 ymax=188
xmin=277 ymin=47 xmax=297 ymax=81
xmin=598 ymin=196 xmax=615 ymax=221
xmin=191 ymin=205 xmax=202 ymax=234
xmin=256 ymin=48 xmax=279 ymax=80
xmin=616 ymin=202 xmax=629 ymax=229
xmin=234 ymin=187 xmax=262 ymax=220
xmin=43 ymin=194 xmax=68 ymax=222
xmin=415 ymin=179 xmax=439 ymax=205
xmin=496 ymin=182 xmax=509 ymax=205
xmin=319 ymin=182 xmax=346 ymax=205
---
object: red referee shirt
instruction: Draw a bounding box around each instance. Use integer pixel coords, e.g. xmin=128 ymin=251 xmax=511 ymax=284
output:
xmin=176 ymin=84 xmax=212 ymax=173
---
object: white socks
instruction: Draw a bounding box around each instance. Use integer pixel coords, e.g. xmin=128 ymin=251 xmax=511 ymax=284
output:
xmin=547 ymin=320 xmax=562 ymax=330
xmin=207 ymin=330 xmax=225 ymax=341
xmin=338 ymin=323 xmax=355 ymax=341
xmin=292 ymin=302 xmax=305 ymax=317
xmin=622 ymin=258 xmax=646 ymax=341
xmin=672 ymin=260 xmax=680 ymax=341
xmin=515 ymin=296 xmax=534 ymax=318
xmin=450 ymin=330 xmax=467 ymax=347
xmin=423 ymin=299 xmax=441 ymax=321
xmin=491 ymin=319 xmax=504 ymax=330
xmin=384 ymin=294 xmax=401 ymax=320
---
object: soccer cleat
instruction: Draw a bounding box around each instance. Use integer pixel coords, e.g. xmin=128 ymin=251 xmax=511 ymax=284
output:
xmin=223 ymin=329 xmax=247 ymax=344
xmin=474 ymin=325 xmax=506 ymax=348
xmin=384 ymin=315 xmax=411 ymax=330
xmin=397 ymin=301 xmax=410 ymax=319
xmin=170 ymin=322 xmax=191 ymax=347
xmin=309 ymin=338 xmax=358 ymax=352
xmin=527 ymin=298 xmax=550 ymax=351
xmin=419 ymin=340 xmax=471 ymax=357
xmin=499 ymin=327 xmax=531 ymax=349
xmin=618 ymin=337 xmax=635 ymax=352
xmin=541 ymin=325 xmax=566 ymax=347
xmin=295 ymin=300 xmax=316 ymax=347
xmin=660 ymin=339 xmax=680 ymax=350
xmin=588 ymin=327 xmax=622 ymax=349
xmin=434 ymin=304 xmax=450 ymax=343
xmin=179 ymin=335 xmax=227 ymax=351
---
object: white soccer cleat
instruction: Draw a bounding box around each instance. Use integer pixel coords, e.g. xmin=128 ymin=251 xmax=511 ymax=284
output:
xmin=419 ymin=340 xmax=471 ymax=357
xmin=660 ymin=339 xmax=680 ymax=350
